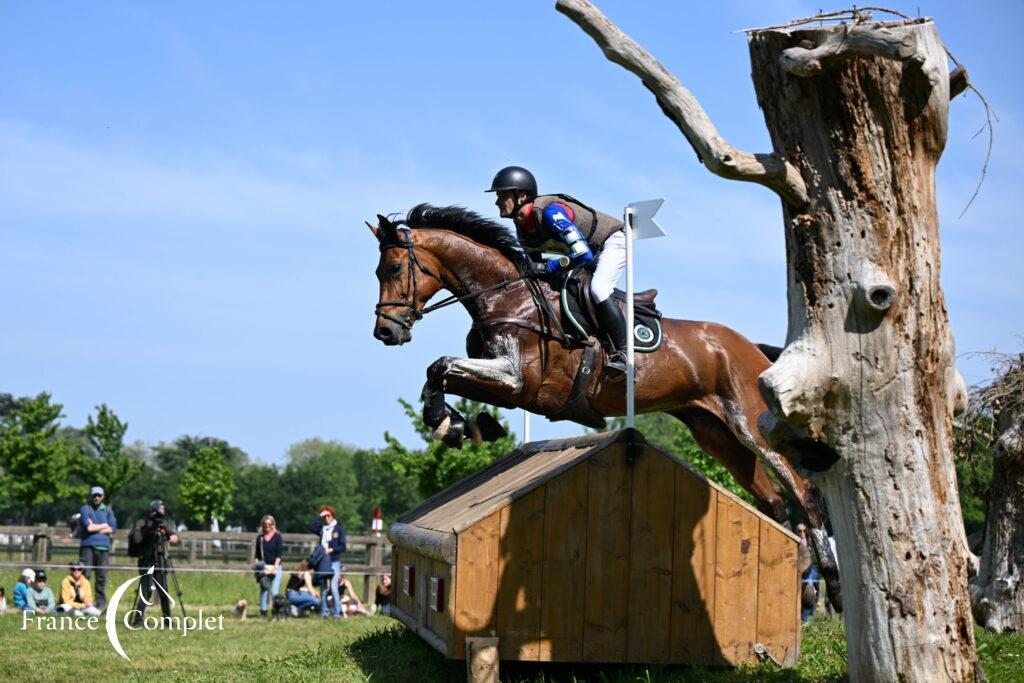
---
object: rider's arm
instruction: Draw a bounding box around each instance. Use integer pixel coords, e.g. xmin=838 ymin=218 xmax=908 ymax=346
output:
xmin=541 ymin=203 xmax=593 ymax=272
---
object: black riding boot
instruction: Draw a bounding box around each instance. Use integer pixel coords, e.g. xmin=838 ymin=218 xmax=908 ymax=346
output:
xmin=594 ymin=297 xmax=629 ymax=381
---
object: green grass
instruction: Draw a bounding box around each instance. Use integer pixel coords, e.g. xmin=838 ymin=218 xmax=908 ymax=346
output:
xmin=0 ymin=585 xmax=1021 ymax=683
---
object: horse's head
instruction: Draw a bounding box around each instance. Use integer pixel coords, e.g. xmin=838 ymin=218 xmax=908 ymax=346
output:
xmin=369 ymin=214 xmax=446 ymax=346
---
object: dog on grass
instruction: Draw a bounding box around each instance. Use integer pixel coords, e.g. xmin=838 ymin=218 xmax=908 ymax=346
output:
xmin=271 ymin=594 xmax=290 ymax=620
xmin=233 ymin=598 xmax=247 ymax=620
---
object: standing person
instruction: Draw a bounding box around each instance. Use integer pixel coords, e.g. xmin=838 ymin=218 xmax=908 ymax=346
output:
xmin=58 ymin=561 xmax=101 ymax=616
xmin=486 ymin=166 xmax=629 ymax=379
xmin=25 ymin=570 xmax=55 ymax=615
xmin=12 ymin=568 xmax=34 ymax=610
xmin=309 ymin=504 xmax=346 ymax=619
xmin=254 ymin=515 xmax=283 ymax=618
xmin=797 ymin=523 xmax=819 ymax=622
xmin=79 ymin=485 xmax=116 ymax=610
xmin=128 ymin=499 xmax=179 ymax=625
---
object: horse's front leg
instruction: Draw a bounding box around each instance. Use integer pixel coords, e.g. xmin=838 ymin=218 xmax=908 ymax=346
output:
xmin=421 ymin=351 xmax=522 ymax=448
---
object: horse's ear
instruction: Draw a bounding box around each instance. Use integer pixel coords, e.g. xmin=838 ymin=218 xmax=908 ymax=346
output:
xmin=376 ymin=214 xmax=398 ymax=240
xmin=365 ymin=221 xmax=380 ymax=240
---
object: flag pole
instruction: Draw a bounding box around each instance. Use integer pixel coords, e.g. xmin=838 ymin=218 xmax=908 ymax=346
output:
xmin=624 ymin=207 xmax=636 ymax=429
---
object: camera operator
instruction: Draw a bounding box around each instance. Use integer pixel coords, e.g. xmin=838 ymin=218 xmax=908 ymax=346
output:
xmin=128 ymin=499 xmax=179 ymax=625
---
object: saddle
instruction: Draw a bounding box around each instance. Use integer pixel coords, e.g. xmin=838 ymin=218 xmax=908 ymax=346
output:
xmin=559 ymin=269 xmax=664 ymax=352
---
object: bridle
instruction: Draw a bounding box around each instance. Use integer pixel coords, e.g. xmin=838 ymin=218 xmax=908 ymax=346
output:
xmin=374 ymin=226 xmax=533 ymax=331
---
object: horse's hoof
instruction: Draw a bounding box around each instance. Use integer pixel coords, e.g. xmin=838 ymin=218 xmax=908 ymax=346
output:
xmin=432 ymin=415 xmax=452 ymax=441
xmin=475 ymin=411 xmax=507 ymax=442
xmin=440 ymin=415 xmax=466 ymax=449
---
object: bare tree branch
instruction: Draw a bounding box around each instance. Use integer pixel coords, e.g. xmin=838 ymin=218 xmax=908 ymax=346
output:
xmin=555 ymin=0 xmax=809 ymax=207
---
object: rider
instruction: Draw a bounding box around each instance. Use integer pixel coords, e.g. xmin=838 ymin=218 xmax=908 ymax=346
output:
xmin=487 ymin=165 xmax=628 ymax=379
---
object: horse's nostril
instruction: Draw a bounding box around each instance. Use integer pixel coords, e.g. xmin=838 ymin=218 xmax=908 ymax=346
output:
xmin=376 ymin=326 xmax=393 ymax=339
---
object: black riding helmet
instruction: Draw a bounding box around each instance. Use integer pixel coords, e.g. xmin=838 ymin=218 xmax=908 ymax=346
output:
xmin=485 ymin=166 xmax=537 ymax=201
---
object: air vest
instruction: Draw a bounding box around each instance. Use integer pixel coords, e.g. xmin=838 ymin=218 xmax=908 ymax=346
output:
xmin=518 ymin=194 xmax=623 ymax=255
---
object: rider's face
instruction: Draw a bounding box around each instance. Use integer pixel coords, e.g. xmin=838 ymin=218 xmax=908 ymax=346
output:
xmin=495 ymin=190 xmax=528 ymax=220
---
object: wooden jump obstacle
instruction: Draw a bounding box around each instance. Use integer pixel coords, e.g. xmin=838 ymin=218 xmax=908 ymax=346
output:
xmin=387 ymin=429 xmax=800 ymax=675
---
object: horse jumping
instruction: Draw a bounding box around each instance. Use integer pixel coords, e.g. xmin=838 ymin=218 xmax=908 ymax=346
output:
xmin=369 ymin=204 xmax=841 ymax=609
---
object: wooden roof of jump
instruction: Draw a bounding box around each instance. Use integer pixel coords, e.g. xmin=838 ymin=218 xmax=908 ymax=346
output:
xmin=396 ymin=429 xmax=797 ymax=542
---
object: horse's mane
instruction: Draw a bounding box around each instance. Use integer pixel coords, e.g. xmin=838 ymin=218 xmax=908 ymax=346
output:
xmin=395 ymin=204 xmax=527 ymax=264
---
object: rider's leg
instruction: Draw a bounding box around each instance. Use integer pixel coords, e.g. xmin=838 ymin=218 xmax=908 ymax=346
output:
xmin=590 ymin=231 xmax=628 ymax=379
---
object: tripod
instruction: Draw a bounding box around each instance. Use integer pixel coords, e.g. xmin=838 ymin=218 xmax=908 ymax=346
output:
xmin=134 ymin=529 xmax=187 ymax=620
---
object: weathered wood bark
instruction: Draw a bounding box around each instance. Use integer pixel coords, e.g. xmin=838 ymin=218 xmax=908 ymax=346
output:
xmin=971 ymin=399 xmax=1024 ymax=632
xmin=747 ymin=20 xmax=978 ymax=681
xmin=556 ymin=2 xmax=979 ymax=680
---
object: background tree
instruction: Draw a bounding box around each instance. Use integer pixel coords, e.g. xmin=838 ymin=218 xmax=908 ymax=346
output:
xmin=959 ymin=352 xmax=1024 ymax=633
xmin=177 ymin=445 xmax=236 ymax=528
xmin=379 ymin=398 xmax=516 ymax=500
xmin=557 ymin=2 xmax=980 ymax=679
xmin=82 ymin=403 xmax=142 ymax=497
xmin=0 ymin=392 xmax=88 ymax=522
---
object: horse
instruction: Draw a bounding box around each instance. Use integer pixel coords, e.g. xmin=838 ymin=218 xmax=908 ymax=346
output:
xmin=369 ymin=203 xmax=841 ymax=609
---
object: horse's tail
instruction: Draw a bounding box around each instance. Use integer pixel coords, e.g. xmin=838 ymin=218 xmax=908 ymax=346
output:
xmin=757 ymin=343 xmax=784 ymax=363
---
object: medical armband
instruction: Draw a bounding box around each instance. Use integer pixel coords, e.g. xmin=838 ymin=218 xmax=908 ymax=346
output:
xmin=542 ymin=204 xmax=593 ymax=264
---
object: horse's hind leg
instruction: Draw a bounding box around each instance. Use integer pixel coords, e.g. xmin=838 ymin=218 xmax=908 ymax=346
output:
xmin=669 ymin=409 xmax=789 ymax=524
xmin=719 ymin=404 xmax=843 ymax=612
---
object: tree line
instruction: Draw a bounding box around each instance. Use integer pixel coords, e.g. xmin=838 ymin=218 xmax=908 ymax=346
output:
xmin=0 ymin=391 xmax=992 ymax=537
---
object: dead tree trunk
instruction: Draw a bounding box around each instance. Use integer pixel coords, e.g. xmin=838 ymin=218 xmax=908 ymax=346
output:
xmin=970 ymin=362 xmax=1024 ymax=632
xmin=556 ymin=1 xmax=978 ymax=680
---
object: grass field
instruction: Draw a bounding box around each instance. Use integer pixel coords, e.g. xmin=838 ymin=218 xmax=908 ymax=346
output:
xmin=1 ymin=568 xmax=1021 ymax=682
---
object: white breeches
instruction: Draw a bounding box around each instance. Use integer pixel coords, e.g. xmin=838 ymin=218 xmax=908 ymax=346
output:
xmin=589 ymin=230 xmax=626 ymax=303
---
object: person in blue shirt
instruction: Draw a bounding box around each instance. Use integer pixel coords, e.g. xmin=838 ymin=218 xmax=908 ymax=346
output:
xmin=309 ymin=505 xmax=346 ymax=618
xmin=79 ymin=485 xmax=117 ymax=610
xmin=12 ymin=568 xmax=34 ymax=610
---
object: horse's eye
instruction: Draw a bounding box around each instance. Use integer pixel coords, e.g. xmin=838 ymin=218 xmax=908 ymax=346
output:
xmin=388 ymin=263 xmax=402 ymax=277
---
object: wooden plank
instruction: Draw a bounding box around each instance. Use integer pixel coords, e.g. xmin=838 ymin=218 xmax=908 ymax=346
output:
xmin=538 ymin=462 xmax=589 ymax=662
xmin=670 ymin=469 xmax=718 ymax=664
xmin=496 ymin=486 xmax=546 ymax=660
xmin=454 ymin=510 xmax=501 ymax=659
xmin=394 ymin=546 xmax=409 ymax=616
xmin=713 ymin=495 xmax=761 ymax=665
xmin=582 ymin=443 xmax=632 ymax=662
xmin=756 ymin=521 xmax=800 ymax=666
xmin=627 ymin=447 xmax=676 ymax=662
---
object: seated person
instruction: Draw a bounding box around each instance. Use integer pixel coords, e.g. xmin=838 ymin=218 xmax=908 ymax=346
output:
xmin=12 ymin=568 xmax=34 ymax=610
xmin=338 ymin=575 xmax=368 ymax=616
xmin=26 ymin=570 xmax=55 ymax=615
xmin=285 ymin=561 xmax=320 ymax=615
xmin=59 ymin=561 xmax=101 ymax=616
xmin=374 ymin=574 xmax=392 ymax=616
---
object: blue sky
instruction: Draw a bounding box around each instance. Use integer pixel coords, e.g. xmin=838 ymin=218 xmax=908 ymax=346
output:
xmin=2 ymin=1 xmax=1021 ymax=465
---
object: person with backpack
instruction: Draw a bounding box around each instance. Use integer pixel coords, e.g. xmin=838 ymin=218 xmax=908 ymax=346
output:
xmin=79 ymin=485 xmax=117 ymax=610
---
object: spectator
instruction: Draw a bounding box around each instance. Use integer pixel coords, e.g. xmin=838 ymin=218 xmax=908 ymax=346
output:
xmin=254 ymin=514 xmax=284 ymax=618
xmin=374 ymin=574 xmax=392 ymax=616
xmin=26 ymin=570 xmax=55 ymax=615
xmin=339 ymin=574 xmax=368 ymax=616
xmin=285 ymin=561 xmax=320 ymax=615
xmin=309 ymin=504 xmax=346 ymax=619
xmin=797 ymin=523 xmax=819 ymax=622
xmin=12 ymin=568 xmax=34 ymax=610
xmin=59 ymin=561 xmax=101 ymax=616
xmin=0 ymin=586 xmax=6 ymax=615
xmin=79 ymin=485 xmax=117 ymax=610
xmin=128 ymin=499 xmax=179 ymax=625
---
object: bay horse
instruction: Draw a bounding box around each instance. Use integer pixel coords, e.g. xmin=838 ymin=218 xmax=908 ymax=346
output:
xmin=369 ymin=204 xmax=840 ymax=609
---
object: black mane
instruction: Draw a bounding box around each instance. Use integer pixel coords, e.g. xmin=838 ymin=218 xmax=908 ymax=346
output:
xmin=396 ymin=204 xmax=526 ymax=263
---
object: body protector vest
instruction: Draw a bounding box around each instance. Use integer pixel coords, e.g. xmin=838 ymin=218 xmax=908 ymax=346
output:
xmin=518 ymin=194 xmax=624 ymax=257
